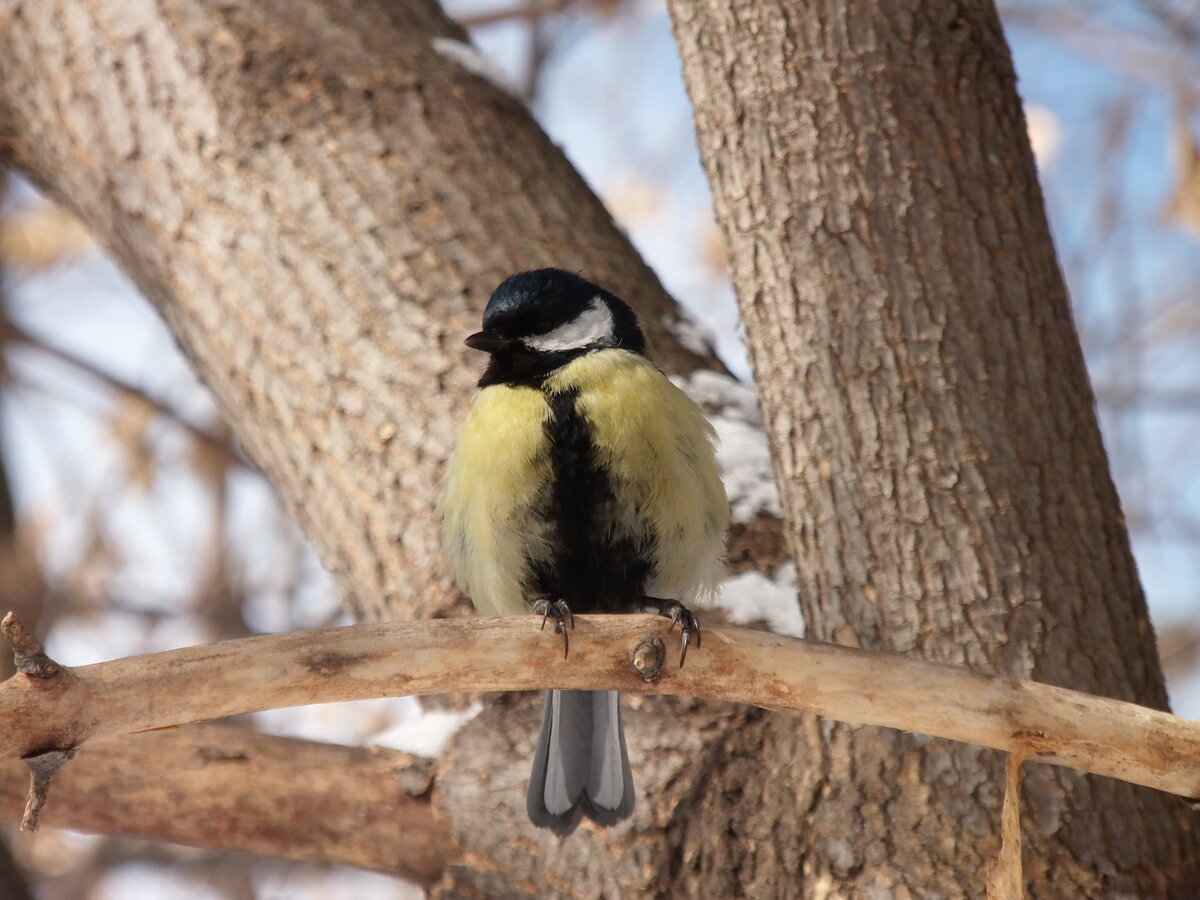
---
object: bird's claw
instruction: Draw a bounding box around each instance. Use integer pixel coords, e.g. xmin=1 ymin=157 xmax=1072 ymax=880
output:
xmin=643 ymin=598 xmax=701 ymax=668
xmin=532 ymin=598 xmax=574 ymax=658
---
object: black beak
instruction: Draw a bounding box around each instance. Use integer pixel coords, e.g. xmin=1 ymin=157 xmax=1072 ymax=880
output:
xmin=465 ymin=330 xmax=517 ymax=353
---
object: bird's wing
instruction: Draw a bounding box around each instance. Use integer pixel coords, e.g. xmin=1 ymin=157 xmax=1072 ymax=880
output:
xmin=440 ymin=384 xmax=553 ymax=616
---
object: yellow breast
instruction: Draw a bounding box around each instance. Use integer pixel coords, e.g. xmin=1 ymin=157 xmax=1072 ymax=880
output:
xmin=440 ymin=384 xmax=554 ymax=616
xmin=442 ymin=349 xmax=729 ymax=616
xmin=545 ymin=350 xmax=728 ymax=603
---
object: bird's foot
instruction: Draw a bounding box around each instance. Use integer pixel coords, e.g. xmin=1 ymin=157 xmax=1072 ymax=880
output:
xmin=532 ymin=598 xmax=575 ymax=658
xmin=642 ymin=597 xmax=701 ymax=667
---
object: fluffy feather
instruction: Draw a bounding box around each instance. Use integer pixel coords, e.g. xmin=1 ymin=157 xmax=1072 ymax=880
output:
xmin=439 ymin=383 xmax=554 ymax=616
xmin=441 ymin=349 xmax=727 ymax=617
xmin=544 ymin=349 xmax=727 ymax=604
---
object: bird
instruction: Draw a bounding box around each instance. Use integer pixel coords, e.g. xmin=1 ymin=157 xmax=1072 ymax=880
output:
xmin=440 ymin=268 xmax=728 ymax=835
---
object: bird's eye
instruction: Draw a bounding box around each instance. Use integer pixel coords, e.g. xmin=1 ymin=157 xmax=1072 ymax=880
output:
xmin=535 ymin=316 xmax=555 ymax=333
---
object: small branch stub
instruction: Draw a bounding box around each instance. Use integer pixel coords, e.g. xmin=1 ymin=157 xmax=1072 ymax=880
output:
xmin=2 ymin=611 xmax=62 ymax=679
xmin=986 ymin=753 xmax=1028 ymax=899
xmin=21 ymin=748 xmax=76 ymax=831
xmin=630 ymin=634 xmax=666 ymax=681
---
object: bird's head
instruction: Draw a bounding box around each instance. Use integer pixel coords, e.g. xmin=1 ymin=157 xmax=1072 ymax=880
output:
xmin=468 ymin=269 xmax=646 ymax=386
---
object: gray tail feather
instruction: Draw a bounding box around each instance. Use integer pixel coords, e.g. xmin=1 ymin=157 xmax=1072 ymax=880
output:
xmin=527 ymin=689 xmax=635 ymax=835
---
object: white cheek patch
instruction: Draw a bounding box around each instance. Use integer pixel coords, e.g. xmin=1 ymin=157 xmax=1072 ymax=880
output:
xmin=524 ymin=297 xmax=614 ymax=352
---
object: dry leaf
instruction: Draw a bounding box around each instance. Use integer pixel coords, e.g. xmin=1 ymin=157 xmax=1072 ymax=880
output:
xmin=107 ymin=395 xmax=157 ymax=492
xmin=1164 ymin=117 xmax=1200 ymax=238
xmin=700 ymin=220 xmax=728 ymax=277
xmin=0 ymin=202 xmax=92 ymax=270
xmin=603 ymin=176 xmax=667 ymax=225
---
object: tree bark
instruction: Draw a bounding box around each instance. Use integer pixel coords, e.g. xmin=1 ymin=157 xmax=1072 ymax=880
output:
xmin=0 ymin=0 xmax=787 ymax=895
xmin=0 ymin=0 xmax=725 ymax=630
xmin=669 ymin=0 xmax=1200 ymax=896
xmin=3 ymin=0 xmax=1189 ymax=895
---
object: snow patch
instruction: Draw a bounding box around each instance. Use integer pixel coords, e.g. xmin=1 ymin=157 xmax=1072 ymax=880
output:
xmin=663 ymin=309 xmax=718 ymax=358
xmin=679 ymin=369 xmax=763 ymax=424
xmin=372 ymin=701 xmax=484 ymax=758
xmin=674 ymin=370 xmax=782 ymax=521
xmin=255 ymin=697 xmax=418 ymax=745
xmin=716 ymin=564 xmax=803 ymax=637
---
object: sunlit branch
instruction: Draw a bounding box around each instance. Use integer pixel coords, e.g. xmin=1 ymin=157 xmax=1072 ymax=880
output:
xmin=2 ymin=611 xmax=1198 ymax=801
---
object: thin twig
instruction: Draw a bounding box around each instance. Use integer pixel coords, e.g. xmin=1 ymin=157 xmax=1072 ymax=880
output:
xmin=1 ymin=318 xmax=247 ymax=470
xmin=458 ymin=0 xmax=575 ymax=29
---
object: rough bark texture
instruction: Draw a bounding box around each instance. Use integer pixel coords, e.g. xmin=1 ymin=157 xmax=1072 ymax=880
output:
xmin=0 ymin=1 xmax=784 ymax=895
xmin=0 ymin=0 xmax=723 ymax=630
xmin=2 ymin=0 xmax=1186 ymax=895
xmin=668 ymin=0 xmax=1200 ymax=896
xmin=0 ymin=725 xmax=453 ymax=885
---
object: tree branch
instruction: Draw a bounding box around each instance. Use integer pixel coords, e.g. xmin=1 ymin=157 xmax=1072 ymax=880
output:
xmin=3 ymin=613 xmax=1198 ymax=801
xmin=456 ymin=0 xmax=575 ymax=28
xmin=0 ymin=318 xmax=245 ymax=471
xmin=0 ymin=724 xmax=455 ymax=886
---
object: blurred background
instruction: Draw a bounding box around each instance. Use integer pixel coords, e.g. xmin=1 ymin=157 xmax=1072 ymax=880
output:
xmin=1 ymin=0 xmax=1198 ymax=896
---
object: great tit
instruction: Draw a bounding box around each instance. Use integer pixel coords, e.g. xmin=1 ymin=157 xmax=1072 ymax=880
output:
xmin=441 ymin=268 xmax=728 ymax=835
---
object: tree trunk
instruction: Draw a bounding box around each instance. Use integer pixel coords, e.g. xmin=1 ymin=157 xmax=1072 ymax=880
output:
xmin=669 ymin=0 xmax=1200 ymax=895
xmin=0 ymin=0 xmax=724 ymax=630
xmin=0 ymin=0 xmax=787 ymax=894
xmin=4 ymin=0 xmax=1189 ymax=894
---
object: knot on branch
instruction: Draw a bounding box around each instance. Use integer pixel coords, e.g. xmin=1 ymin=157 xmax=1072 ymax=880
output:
xmin=629 ymin=634 xmax=666 ymax=682
xmin=2 ymin=611 xmax=62 ymax=678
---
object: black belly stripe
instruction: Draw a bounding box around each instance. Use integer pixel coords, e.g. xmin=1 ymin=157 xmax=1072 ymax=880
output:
xmin=532 ymin=387 xmax=651 ymax=614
